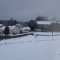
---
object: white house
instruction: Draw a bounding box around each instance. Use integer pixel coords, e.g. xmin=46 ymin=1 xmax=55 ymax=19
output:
xmin=37 ymin=21 xmax=51 ymax=28
xmin=9 ymin=24 xmax=23 ymax=34
xmin=36 ymin=21 xmax=60 ymax=32
xmin=9 ymin=26 xmax=19 ymax=34
xmin=36 ymin=21 xmax=52 ymax=31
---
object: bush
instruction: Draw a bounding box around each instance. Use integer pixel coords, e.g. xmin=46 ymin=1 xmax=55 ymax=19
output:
xmin=20 ymin=30 xmax=22 ymax=33
xmin=28 ymin=20 xmax=37 ymax=31
xmin=4 ymin=26 xmax=9 ymax=35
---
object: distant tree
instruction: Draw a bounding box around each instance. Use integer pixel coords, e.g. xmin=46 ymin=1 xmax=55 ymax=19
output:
xmin=8 ymin=19 xmax=13 ymax=26
xmin=13 ymin=20 xmax=17 ymax=25
xmin=10 ymin=18 xmax=14 ymax=20
xmin=4 ymin=26 xmax=9 ymax=35
xmin=28 ymin=20 xmax=37 ymax=31
xmin=20 ymin=30 xmax=22 ymax=33
xmin=36 ymin=16 xmax=48 ymax=21
xmin=8 ymin=18 xmax=17 ymax=25
xmin=50 ymin=22 xmax=60 ymax=32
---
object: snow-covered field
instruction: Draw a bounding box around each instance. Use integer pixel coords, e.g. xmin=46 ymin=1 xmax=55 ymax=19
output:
xmin=0 ymin=32 xmax=60 ymax=60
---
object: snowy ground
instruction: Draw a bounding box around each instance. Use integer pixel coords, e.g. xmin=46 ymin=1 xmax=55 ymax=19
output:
xmin=0 ymin=32 xmax=60 ymax=60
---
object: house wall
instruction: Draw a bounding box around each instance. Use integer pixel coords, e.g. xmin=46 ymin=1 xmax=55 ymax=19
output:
xmin=37 ymin=22 xmax=60 ymax=32
xmin=37 ymin=24 xmax=50 ymax=32
xmin=0 ymin=29 xmax=4 ymax=34
xmin=16 ymin=24 xmax=23 ymax=29
xmin=12 ymin=27 xmax=20 ymax=34
xmin=9 ymin=24 xmax=23 ymax=34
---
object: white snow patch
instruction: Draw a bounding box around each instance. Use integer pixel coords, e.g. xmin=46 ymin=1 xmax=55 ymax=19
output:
xmin=0 ymin=32 xmax=60 ymax=60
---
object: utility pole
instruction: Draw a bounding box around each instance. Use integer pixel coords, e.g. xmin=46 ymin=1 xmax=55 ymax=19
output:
xmin=52 ymin=25 xmax=53 ymax=37
xmin=52 ymin=18 xmax=54 ymax=37
xmin=52 ymin=17 xmax=56 ymax=37
xmin=52 ymin=28 xmax=53 ymax=37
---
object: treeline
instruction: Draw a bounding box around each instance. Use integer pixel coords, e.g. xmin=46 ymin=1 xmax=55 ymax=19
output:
xmin=0 ymin=18 xmax=17 ymax=26
xmin=0 ymin=18 xmax=28 ymax=26
xmin=0 ymin=16 xmax=48 ymax=27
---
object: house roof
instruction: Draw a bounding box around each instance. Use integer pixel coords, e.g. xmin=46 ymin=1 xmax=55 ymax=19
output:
xmin=9 ymin=26 xmax=16 ymax=29
xmin=0 ymin=24 xmax=3 ymax=27
xmin=36 ymin=21 xmax=52 ymax=25
xmin=11 ymin=26 xmax=16 ymax=29
xmin=0 ymin=26 xmax=6 ymax=30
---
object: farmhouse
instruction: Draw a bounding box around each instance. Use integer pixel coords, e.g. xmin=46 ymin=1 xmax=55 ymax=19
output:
xmin=36 ymin=21 xmax=60 ymax=32
xmin=36 ymin=21 xmax=52 ymax=31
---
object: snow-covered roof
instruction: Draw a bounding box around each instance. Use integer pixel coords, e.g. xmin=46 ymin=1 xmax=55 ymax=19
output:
xmin=16 ymin=24 xmax=22 ymax=26
xmin=11 ymin=26 xmax=16 ymax=29
xmin=0 ymin=26 xmax=6 ymax=30
xmin=8 ymin=26 xmax=12 ymax=28
xmin=21 ymin=27 xmax=30 ymax=31
xmin=36 ymin=21 xmax=52 ymax=25
xmin=0 ymin=24 xmax=3 ymax=27
xmin=9 ymin=26 xmax=16 ymax=29
xmin=22 ymin=27 xmax=30 ymax=30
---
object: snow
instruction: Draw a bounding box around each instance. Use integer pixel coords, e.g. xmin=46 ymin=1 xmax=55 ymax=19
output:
xmin=0 ymin=32 xmax=60 ymax=60
xmin=21 ymin=27 xmax=30 ymax=32
xmin=22 ymin=27 xmax=30 ymax=30
xmin=36 ymin=21 xmax=51 ymax=25
xmin=9 ymin=26 xmax=16 ymax=29
xmin=34 ymin=32 xmax=60 ymax=36
xmin=0 ymin=26 xmax=6 ymax=30
xmin=23 ymin=27 xmax=30 ymax=29
xmin=0 ymin=24 xmax=3 ymax=27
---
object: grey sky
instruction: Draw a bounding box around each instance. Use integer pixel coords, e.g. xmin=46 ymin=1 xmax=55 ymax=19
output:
xmin=0 ymin=0 xmax=60 ymax=21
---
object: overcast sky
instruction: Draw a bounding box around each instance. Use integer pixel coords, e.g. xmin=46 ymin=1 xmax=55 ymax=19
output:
xmin=0 ymin=0 xmax=60 ymax=21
